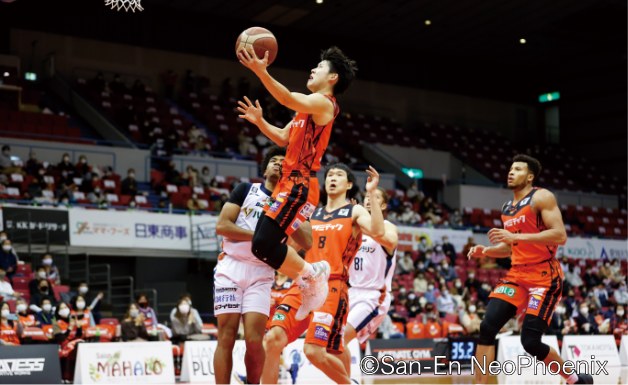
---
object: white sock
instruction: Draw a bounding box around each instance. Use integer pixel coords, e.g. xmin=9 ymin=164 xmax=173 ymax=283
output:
xmin=566 ymin=373 xmax=579 ymax=384
xmin=298 ymin=262 xmax=315 ymax=280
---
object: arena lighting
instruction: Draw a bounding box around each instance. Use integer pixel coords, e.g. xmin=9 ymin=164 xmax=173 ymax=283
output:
xmin=519 ymin=38 xmax=527 ymax=44
xmin=2 ymin=72 xmax=8 ymax=77
xmin=25 ymin=72 xmax=37 ymax=81
xmin=539 ymin=92 xmax=560 ymax=103
xmin=316 ymin=0 xmax=323 ymax=4
xmin=425 ymin=19 xmax=432 ymax=25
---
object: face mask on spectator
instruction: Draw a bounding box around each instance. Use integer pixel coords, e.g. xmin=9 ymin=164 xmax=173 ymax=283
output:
xmin=469 ymin=305 xmax=477 ymax=313
xmin=399 ymin=287 xmax=406 ymax=295
xmin=178 ymin=304 xmax=190 ymax=314
xmin=80 ymin=158 xmax=87 ymax=164
xmin=38 ymin=271 xmax=47 ymax=279
xmin=16 ymin=304 xmax=27 ymax=313
xmin=408 ymin=293 xmax=416 ymax=301
xmin=59 ymin=308 xmax=70 ymax=318
xmin=455 ymin=281 xmax=462 ymax=288
xmin=618 ymin=309 xmax=625 ymax=317
xmin=39 ymin=285 xmax=49 ymax=294
xmin=2 ymin=245 xmax=11 ymax=252
xmin=427 ymin=285 xmax=434 ymax=291
xmin=42 ymin=304 xmax=52 ymax=312
xmin=79 ymin=286 xmax=88 ymax=294
xmin=76 ymin=301 xmax=86 ymax=310
xmin=419 ymin=297 xmax=427 ymax=307
xmin=1 ymin=309 xmax=9 ymax=318
xmin=0 ymin=235 xmax=6 ymax=242
xmin=130 ymin=309 xmax=139 ymax=318
xmin=442 ymin=263 xmax=449 ymax=269
xmin=129 ymin=173 xmax=135 ymax=178
xmin=468 ymin=274 xmax=475 ymax=279
xmin=138 ymin=301 xmax=148 ymax=308
xmin=42 ymin=258 xmax=53 ymax=266
xmin=579 ymin=307 xmax=588 ymax=316
xmin=63 ymin=156 xmax=70 ymax=162
xmin=555 ymin=306 xmax=566 ymax=314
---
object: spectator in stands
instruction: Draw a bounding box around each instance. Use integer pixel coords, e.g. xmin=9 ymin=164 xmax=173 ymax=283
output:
xmin=0 ymin=145 xmax=12 ymax=171
xmin=575 ymin=303 xmax=599 ymax=334
xmin=397 ymin=252 xmax=415 ymax=275
xmin=187 ymin=193 xmax=205 ymax=212
xmin=35 ymin=298 xmax=55 ymax=326
xmin=593 ymin=283 xmax=611 ymax=308
xmin=25 ymin=175 xmax=44 ymax=200
xmin=57 ymin=153 xmax=76 ymax=177
xmin=30 ymin=278 xmax=56 ymax=313
xmin=0 ymin=301 xmax=22 ymax=346
xmin=461 ymin=236 xmax=475 ymax=258
xmin=406 ymin=181 xmax=423 ymax=203
xmin=75 ymin=282 xmax=104 ymax=324
xmin=413 ymin=271 xmax=428 ymax=293
xmin=398 ymin=203 xmax=421 ymax=225
xmin=121 ymin=303 xmax=149 ymax=342
xmin=449 ymin=209 xmax=463 ymax=227
xmin=459 ymin=303 xmax=481 ymax=335
xmin=199 ymin=166 xmax=213 ymax=188
xmin=89 ymin=71 xmax=106 ymax=91
xmin=438 ymin=260 xmax=457 ymax=282
xmin=24 ymin=151 xmax=40 ymax=176
xmin=41 ymin=253 xmax=61 ymax=285
xmin=417 ymin=236 xmax=430 ymax=255
xmin=429 ymin=245 xmax=447 ymax=268
xmin=441 ymin=236 xmax=456 ymax=266
xmin=71 ymin=294 xmax=95 ymax=331
xmin=547 ymin=303 xmax=574 ymax=340
xmin=164 ymin=161 xmax=182 ymax=186
xmin=615 ymin=281 xmax=628 ymax=305
xmin=131 ymin=79 xmax=146 ymax=96
xmin=29 ymin=265 xmax=50 ymax=295
xmin=170 ymin=297 xmax=204 ymax=344
xmin=612 ymin=305 xmax=627 ymax=336
xmin=0 ymin=267 xmax=20 ymax=300
xmin=564 ymin=263 xmax=584 ymax=290
xmin=109 ymin=74 xmax=127 ymax=94
xmin=54 ymin=301 xmax=83 ymax=383
xmin=183 ymin=165 xmax=200 ymax=187
xmin=379 ymin=313 xmax=404 ymax=339
xmin=582 ymin=268 xmax=601 ymax=289
xmin=136 ymin=293 xmax=158 ymax=327
xmin=424 ymin=281 xmax=439 ymax=304
xmin=75 ymin=155 xmax=90 ymax=177
xmin=121 ymin=168 xmax=138 ymax=196
xmin=15 ymin=298 xmax=36 ymax=327
xmin=436 ymin=288 xmax=457 ymax=317
xmin=0 ymin=239 xmax=17 ymax=281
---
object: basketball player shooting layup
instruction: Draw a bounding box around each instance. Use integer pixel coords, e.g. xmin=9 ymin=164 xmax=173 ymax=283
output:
xmin=236 ymin=46 xmax=358 ymax=319
xmin=468 ymin=154 xmax=593 ymax=385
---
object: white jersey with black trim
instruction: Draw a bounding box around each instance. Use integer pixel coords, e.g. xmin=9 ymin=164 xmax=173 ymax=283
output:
xmin=349 ymin=220 xmax=396 ymax=291
xmin=221 ymin=182 xmax=272 ymax=266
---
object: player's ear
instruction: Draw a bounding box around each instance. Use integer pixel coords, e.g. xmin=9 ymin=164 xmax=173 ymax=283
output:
xmin=328 ymin=72 xmax=339 ymax=83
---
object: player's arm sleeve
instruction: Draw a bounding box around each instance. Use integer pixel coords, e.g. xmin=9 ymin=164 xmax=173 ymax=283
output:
xmin=217 ymin=183 xmax=255 ymax=241
xmin=227 ymin=183 xmax=252 ymax=206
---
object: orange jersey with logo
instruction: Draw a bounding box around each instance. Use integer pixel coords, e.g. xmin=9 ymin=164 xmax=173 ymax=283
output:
xmin=282 ymin=96 xmax=339 ymax=174
xmin=307 ymin=204 xmax=362 ymax=278
xmin=501 ymin=188 xmax=557 ymax=265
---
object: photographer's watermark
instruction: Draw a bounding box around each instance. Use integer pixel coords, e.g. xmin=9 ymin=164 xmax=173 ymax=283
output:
xmin=360 ymin=354 xmax=608 ymax=376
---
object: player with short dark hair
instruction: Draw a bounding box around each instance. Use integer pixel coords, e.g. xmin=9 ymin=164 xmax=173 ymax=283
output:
xmin=468 ymin=154 xmax=593 ymax=384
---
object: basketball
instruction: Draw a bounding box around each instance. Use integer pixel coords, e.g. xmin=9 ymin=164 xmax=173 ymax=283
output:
xmin=235 ymin=27 xmax=278 ymax=65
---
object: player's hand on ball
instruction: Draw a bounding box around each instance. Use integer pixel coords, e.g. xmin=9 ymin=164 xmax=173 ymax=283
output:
xmin=467 ymin=245 xmax=486 ymax=259
xmin=488 ymin=228 xmax=516 ymax=245
xmin=237 ymin=47 xmax=269 ymax=73
xmin=237 ymin=96 xmax=263 ymax=125
xmin=365 ymin=166 xmax=379 ymax=192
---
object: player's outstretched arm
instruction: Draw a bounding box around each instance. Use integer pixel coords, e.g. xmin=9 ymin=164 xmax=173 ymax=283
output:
xmin=237 ymin=96 xmax=290 ymax=147
xmin=374 ymin=221 xmax=399 ymax=256
xmin=355 ymin=166 xmax=385 ymax=238
xmin=216 ymin=202 xmax=254 ymax=241
xmin=237 ymin=48 xmax=333 ymax=116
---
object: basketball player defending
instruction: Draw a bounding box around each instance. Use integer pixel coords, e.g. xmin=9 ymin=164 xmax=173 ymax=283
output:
xmin=237 ymin=46 xmax=358 ymax=318
xmin=262 ymin=164 xmax=385 ymax=384
xmin=213 ymin=146 xmax=312 ymax=384
xmin=341 ymin=187 xmax=398 ymax=377
xmin=468 ymin=154 xmax=593 ymax=385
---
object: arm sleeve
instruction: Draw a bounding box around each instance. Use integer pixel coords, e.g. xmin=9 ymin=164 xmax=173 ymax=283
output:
xmin=227 ymin=183 xmax=252 ymax=206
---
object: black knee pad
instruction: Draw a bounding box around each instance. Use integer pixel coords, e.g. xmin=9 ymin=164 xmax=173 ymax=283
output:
xmin=251 ymin=217 xmax=288 ymax=270
xmin=478 ymin=298 xmax=518 ymax=346
xmin=520 ymin=315 xmax=550 ymax=360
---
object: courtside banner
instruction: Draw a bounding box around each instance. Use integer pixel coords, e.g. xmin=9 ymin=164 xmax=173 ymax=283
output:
xmin=69 ymin=208 xmax=218 ymax=251
xmin=2 ymin=206 xmax=69 ymax=244
xmin=0 ymin=344 xmax=62 ymax=384
xmin=620 ymin=335 xmax=628 ymax=366
xmin=73 ymin=341 xmax=174 ymax=384
xmin=497 ymin=335 xmax=560 ymax=362
xmin=281 ymin=338 xmax=361 ymax=384
xmin=496 ymin=335 xmax=561 ymax=385
xmin=557 ymin=237 xmax=627 ymax=260
xmin=561 ymin=335 xmax=621 ymax=367
xmin=396 ymin=226 xmax=473 ymax=254
xmin=365 ymin=338 xmax=439 ymax=374
xmin=180 ymin=340 xmax=247 ymax=383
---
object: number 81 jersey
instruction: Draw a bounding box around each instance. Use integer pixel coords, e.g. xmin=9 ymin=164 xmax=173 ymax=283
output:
xmin=308 ymin=204 xmax=362 ymax=279
xmin=349 ymin=220 xmax=396 ymax=291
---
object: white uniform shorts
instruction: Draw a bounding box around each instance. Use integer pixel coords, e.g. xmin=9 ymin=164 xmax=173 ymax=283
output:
xmin=347 ymin=287 xmax=391 ymax=343
xmin=213 ymin=254 xmax=274 ymax=316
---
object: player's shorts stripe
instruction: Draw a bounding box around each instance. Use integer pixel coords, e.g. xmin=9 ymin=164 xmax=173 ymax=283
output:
xmin=328 ymin=296 xmax=348 ymax=351
xmin=539 ymin=260 xmax=562 ymax=320
xmin=355 ymin=307 xmax=379 ymax=332
xmin=276 ymin=183 xmax=307 ymax=230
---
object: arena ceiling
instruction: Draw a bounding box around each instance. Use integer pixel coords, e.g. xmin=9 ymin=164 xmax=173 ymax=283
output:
xmin=1 ymin=0 xmax=625 ymax=103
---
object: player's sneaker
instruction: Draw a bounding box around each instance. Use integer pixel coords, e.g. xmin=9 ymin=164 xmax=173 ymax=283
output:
xmin=233 ymin=371 xmax=247 ymax=384
xmin=575 ymin=373 xmax=594 ymax=384
xmin=295 ymin=261 xmax=330 ymax=320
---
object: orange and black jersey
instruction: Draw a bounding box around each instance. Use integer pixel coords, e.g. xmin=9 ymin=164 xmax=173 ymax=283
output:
xmin=307 ymin=203 xmax=362 ymax=279
xmin=282 ymin=95 xmax=339 ymax=175
xmin=501 ymin=187 xmax=557 ymax=265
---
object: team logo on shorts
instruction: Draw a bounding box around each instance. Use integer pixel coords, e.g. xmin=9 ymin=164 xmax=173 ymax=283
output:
xmin=312 ymin=312 xmax=333 ymax=326
xmin=528 ymin=297 xmax=541 ymax=310
xmin=273 ymin=313 xmax=286 ymax=321
xmin=269 ymin=193 xmax=288 ymax=213
xmin=314 ymin=325 xmax=330 ymax=341
xmin=494 ymin=286 xmax=516 ymax=297
xmin=299 ymin=203 xmax=316 ymax=218
xmin=291 ymin=219 xmax=303 ymax=231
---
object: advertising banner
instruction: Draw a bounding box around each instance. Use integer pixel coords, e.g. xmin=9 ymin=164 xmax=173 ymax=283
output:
xmin=0 ymin=344 xmax=62 ymax=384
xmin=561 ymin=335 xmax=620 ymax=367
xmin=396 ymin=226 xmax=473 ymax=253
xmin=73 ymin=341 xmax=175 ymax=384
xmin=2 ymin=206 xmax=69 ymax=244
xmin=364 ymin=338 xmax=444 ymax=374
xmin=180 ymin=340 xmax=247 ymax=383
xmin=557 ymin=237 xmax=627 ymax=260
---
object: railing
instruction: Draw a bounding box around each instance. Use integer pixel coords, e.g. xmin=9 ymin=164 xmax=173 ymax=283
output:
xmin=88 ymin=263 xmax=111 ymax=303
xmin=110 ymin=276 xmax=135 ymax=318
